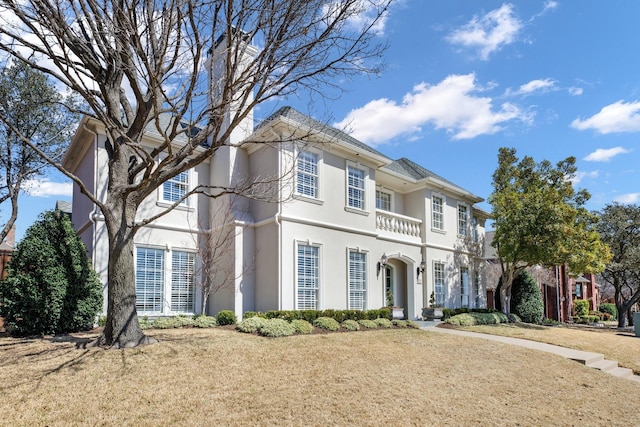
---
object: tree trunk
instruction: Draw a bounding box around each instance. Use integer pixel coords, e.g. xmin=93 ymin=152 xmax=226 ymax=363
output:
xmin=499 ymin=270 xmax=514 ymax=315
xmin=96 ymin=200 xmax=155 ymax=348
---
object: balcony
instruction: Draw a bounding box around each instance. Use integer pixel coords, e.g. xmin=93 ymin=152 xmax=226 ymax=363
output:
xmin=376 ymin=210 xmax=422 ymax=243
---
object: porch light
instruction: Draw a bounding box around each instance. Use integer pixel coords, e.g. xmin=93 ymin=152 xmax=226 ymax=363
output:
xmin=417 ymin=261 xmax=426 ymax=278
xmin=376 ymin=253 xmax=388 ymax=278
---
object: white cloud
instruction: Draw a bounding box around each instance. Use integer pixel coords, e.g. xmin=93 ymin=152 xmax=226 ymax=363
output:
xmin=507 ymin=78 xmax=557 ymax=96
xmin=568 ymin=87 xmax=583 ymax=96
xmin=334 ymin=73 xmax=531 ymax=145
xmin=570 ymin=170 xmax=599 ymax=185
xmin=23 ymin=179 xmax=72 ymax=197
xmin=614 ymin=193 xmax=640 ymax=204
xmin=583 ymin=147 xmax=630 ymax=162
xmin=447 ymin=4 xmax=523 ymax=60
xmin=571 ymin=101 xmax=640 ymax=133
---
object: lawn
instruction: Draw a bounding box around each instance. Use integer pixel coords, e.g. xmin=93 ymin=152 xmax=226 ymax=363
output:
xmin=1 ymin=327 xmax=639 ymax=426
xmin=458 ymin=322 xmax=640 ymax=374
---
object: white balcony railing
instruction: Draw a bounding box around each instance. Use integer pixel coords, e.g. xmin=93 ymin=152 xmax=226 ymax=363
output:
xmin=376 ymin=210 xmax=422 ymax=239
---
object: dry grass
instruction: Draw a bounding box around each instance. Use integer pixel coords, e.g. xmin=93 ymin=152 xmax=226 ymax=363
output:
xmin=1 ymin=327 xmax=639 ymax=426
xmin=460 ymin=323 xmax=640 ymax=374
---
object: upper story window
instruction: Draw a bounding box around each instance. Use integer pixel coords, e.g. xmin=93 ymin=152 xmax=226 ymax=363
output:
xmin=376 ymin=189 xmax=392 ymax=211
xmin=432 ymin=195 xmax=444 ymax=230
xmin=472 ymin=216 xmax=478 ymax=242
xmin=296 ymin=150 xmax=319 ymax=198
xmin=458 ymin=204 xmax=469 ymax=236
xmin=347 ymin=164 xmax=366 ymax=211
xmin=162 ymin=171 xmax=189 ymax=205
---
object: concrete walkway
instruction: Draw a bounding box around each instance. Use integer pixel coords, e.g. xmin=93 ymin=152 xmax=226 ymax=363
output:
xmin=420 ymin=324 xmax=640 ymax=384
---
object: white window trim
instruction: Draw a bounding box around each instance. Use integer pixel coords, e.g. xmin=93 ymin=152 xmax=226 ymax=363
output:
xmin=345 ymin=161 xmax=369 ymax=215
xmin=169 ymin=249 xmax=197 ymax=315
xmin=460 ymin=266 xmax=470 ymax=308
xmin=135 ymin=245 xmax=198 ymax=316
xmin=432 ymin=260 xmax=446 ymax=308
xmin=157 ymin=168 xmax=194 ymax=212
xmin=457 ymin=202 xmax=470 ymax=237
xmin=375 ymin=186 xmax=394 ymax=212
xmin=294 ymin=240 xmax=322 ymax=310
xmin=135 ymin=244 xmax=166 ymax=315
xmin=347 ymin=247 xmax=368 ymax=310
xmin=294 ymin=146 xmax=324 ymax=205
xmin=431 ymin=192 xmax=446 ymax=233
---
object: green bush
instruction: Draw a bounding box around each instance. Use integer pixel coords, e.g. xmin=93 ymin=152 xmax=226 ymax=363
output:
xmin=139 ymin=316 xmax=152 ymax=330
xmin=313 ymin=316 xmax=340 ymax=331
xmin=243 ymin=311 xmax=259 ymax=319
xmin=152 ymin=317 xmax=180 ymax=329
xmin=374 ymin=318 xmax=393 ymax=328
xmin=599 ymin=303 xmax=617 ymax=320
xmin=358 ymin=319 xmax=378 ymax=329
xmin=0 ymin=210 xmax=102 ymax=335
xmin=573 ymin=299 xmax=589 ymax=317
xmin=341 ymin=319 xmax=360 ymax=331
xmin=392 ymin=320 xmax=407 ymax=328
xmin=236 ymin=317 xmax=267 ymax=333
xmin=291 ymin=319 xmax=314 ymax=334
xmin=511 ymin=271 xmax=544 ymax=324
xmin=258 ymin=318 xmax=295 ymax=337
xmin=379 ymin=308 xmax=391 ymax=320
xmin=216 ymin=310 xmax=237 ymax=326
xmin=193 ymin=315 xmax=217 ymax=328
xmin=365 ymin=309 xmax=380 ymax=320
xmin=442 ymin=308 xmax=454 ymax=320
xmin=406 ymin=320 xmax=420 ymax=329
xmin=445 ymin=312 xmax=511 ymax=326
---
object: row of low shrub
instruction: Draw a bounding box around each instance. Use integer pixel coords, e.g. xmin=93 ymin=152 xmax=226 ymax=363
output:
xmin=243 ymin=308 xmax=392 ymax=323
xmin=441 ymin=307 xmax=501 ymax=320
xmin=572 ymin=315 xmax=601 ymax=324
xmin=236 ymin=316 xmax=419 ymax=337
xmin=445 ymin=312 xmax=521 ymax=326
xmin=135 ymin=315 xmax=219 ymax=330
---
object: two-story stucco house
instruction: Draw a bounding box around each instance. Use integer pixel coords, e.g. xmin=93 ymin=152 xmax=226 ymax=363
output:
xmin=63 ymin=35 xmax=489 ymax=321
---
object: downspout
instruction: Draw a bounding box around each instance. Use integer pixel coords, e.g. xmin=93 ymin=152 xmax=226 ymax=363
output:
xmin=83 ymin=123 xmax=100 ymax=272
xmin=555 ymin=265 xmax=561 ymax=322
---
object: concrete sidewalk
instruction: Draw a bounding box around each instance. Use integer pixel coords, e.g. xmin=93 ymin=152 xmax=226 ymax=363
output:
xmin=421 ymin=324 xmax=640 ymax=383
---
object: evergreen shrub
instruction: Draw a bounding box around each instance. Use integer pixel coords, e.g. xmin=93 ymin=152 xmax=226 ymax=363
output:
xmin=0 ymin=211 xmax=102 ymax=335
xmin=216 ymin=310 xmax=237 ymax=325
xmin=358 ymin=319 xmax=378 ymax=329
xmin=511 ymin=271 xmax=544 ymax=324
xmin=598 ymin=303 xmax=617 ymax=320
xmin=313 ymin=316 xmax=340 ymax=331
xmin=258 ymin=318 xmax=295 ymax=337
xmin=573 ymin=300 xmax=589 ymax=317
xmin=291 ymin=319 xmax=314 ymax=334
xmin=341 ymin=319 xmax=360 ymax=331
xmin=236 ymin=316 xmax=267 ymax=334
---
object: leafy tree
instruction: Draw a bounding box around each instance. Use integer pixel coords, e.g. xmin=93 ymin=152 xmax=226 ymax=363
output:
xmin=0 ymin=0 xmax=391 ymax=347
xmin=489 ymin=147 xmax=610 ymax=317
xmin=0 ymin=62 xmax=78 ymax=243
xmin=595 ymin=203 xmax=640 ymax=327
xmin=0 ymin=210 xmax=102 ymax=335
xmin=510 ymin=270 xmax=543 ymax=324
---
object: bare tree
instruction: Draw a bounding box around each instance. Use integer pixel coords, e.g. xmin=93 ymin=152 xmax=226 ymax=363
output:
xmin=0 ymin=61 xmax=78 ymax=243
xmin=0 ymin=0 xmax=391 ymax=347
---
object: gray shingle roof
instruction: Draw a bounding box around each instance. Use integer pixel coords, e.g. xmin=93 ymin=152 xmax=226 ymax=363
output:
xmin=258 ymin=107 xmax=481 ymax=200
xmin=257 ymin=106 xmax=390 ymax=159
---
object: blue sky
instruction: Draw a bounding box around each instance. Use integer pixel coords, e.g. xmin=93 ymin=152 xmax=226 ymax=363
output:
xmin=7 ymin=1 xmax=640 ymax=241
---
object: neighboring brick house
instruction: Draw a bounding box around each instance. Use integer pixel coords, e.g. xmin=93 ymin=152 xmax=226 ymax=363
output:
xmin=484 ymin=231 xmax=600 ymax=322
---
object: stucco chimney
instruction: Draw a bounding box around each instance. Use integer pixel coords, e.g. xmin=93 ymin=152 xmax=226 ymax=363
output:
xmin=2 ymin=224 xmax=15 ymax=248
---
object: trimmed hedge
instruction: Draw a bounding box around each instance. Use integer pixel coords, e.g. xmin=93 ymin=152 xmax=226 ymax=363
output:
xmin=291 ymin=319 xmax=314 ymax=334
xmin=573 ymin=300 xmax=589 ymax=317
xmin=511 ymin=271 xmax=544 ymax=324
xmin=341 ymin=319 xmax=360 ymax=331
xmin=258 ymin=318 xmax=296 ymax=337
xmin=358 ymin=319 xmax=378 ymax=329
xmin=313 ymin=317 xmax=340 ymax=331
xmin=216 ymin=310 xmax=237 ymax=326
xmin=445 ymin=312 xmax=517 ymax=326
xmin=236 ymin=317 xmax=268 ymax=334
xmin=242 ymin=308 xmax=392 ymax=323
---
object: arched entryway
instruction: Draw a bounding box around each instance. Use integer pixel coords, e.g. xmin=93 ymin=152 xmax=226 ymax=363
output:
xmin=383 ymin=258 xmax=409 ymax=319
